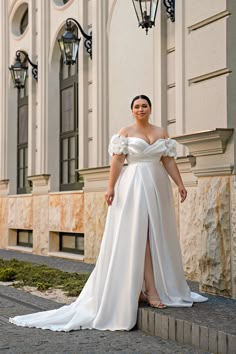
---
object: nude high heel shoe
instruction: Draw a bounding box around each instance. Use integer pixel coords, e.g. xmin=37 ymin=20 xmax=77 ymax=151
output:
xmin=144 ymin=292 xmax=167 ymax=309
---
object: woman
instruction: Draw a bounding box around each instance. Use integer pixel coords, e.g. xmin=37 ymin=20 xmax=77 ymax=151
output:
xmin=9 ymin=95 xmax=207 ymax=332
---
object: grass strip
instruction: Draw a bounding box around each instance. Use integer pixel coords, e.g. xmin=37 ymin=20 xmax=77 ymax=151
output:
xmin=0 ymin=258 xmax=90 ymax=297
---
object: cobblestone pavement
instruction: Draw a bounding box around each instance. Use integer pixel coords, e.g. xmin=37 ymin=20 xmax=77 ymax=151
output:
xmin=0 ymin=285 xmax=209 ymax=354
xmin=1 ymin=250 xmax=235 ymax=336
xmin=0 ymin=250 xmax=211 ymax=353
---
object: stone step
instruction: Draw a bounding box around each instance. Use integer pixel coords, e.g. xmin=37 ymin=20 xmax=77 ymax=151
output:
xmin=137 ymin=282 xmax=236 ymax=354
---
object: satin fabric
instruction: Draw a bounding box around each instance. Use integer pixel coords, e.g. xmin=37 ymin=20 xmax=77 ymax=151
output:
xmin=9 ymin=136 xmax=207 ymax=332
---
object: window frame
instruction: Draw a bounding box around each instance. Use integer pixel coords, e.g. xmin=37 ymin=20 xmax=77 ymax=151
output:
xmin=59 ymin=54 xmax=83 ymax=191
xmin=20 ymin=8 xmax=28 ymax=35
xmin=17 ymin=229 xmax=33 ymax=248
xmin=59 ymin=232 xmax=84 ymax=255
xmin=17 ymin=84 xmax=31 ymax=194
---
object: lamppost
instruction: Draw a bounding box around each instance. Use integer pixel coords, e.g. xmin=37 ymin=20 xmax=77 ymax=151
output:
xmin=9 ymin=50 xmax=38 ymax=89
xmin=58 ymin=18 xmax=92 ymax=65
xmin=132 ymin=0 xmax=175 ymax=34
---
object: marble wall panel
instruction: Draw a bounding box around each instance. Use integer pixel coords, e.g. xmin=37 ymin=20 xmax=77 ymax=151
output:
xmin=198 ymin=177 xmax=231 ymax=296
xmin=179 ymin=187 xmax=200 ymax=281
xmin=230 ymin=176 xmax=236 ymax=298
xmin=95 ymin=192 xmax=108 ymax=256
xmin=8 ymin=196 xmax=33 ymax=229
xmin=0 ymin=197 xmax=8 ymax=248
xmin=84 ymin=192 xmax=108 ymax=263
xmin=49 ymin=193 xmax=84 ymax=233
xmin=33 ymin=195 xmax=49 ymax=255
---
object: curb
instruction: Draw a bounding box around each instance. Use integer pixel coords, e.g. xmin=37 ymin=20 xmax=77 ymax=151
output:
xmin=137 ymin=307 xmax=236 ymax=354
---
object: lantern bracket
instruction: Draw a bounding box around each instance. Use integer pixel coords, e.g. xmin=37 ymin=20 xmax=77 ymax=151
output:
xmin=66 ymin=18 xmax=92 ymax=59
xmin=16 ymin=50 xmax=38 ymax=80
xmin=163 ymin=0 xmax=175 ymax=22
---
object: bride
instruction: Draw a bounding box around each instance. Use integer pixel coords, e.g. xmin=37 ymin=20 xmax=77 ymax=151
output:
xmin=9 ymin=94 xmax=207 ymax=332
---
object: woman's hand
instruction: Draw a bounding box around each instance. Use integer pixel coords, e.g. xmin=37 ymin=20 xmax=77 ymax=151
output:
xmin=105 ymin=187 xmax=115 ymax=206
xmin=178 ymin=185 xmax=187 ymax=203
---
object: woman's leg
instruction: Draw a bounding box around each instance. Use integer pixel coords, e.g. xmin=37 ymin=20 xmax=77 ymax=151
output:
xmin=142 ymin=234 xmax=166 ymax=307
xmin=144 ymin=235 xmax=159 ymax=297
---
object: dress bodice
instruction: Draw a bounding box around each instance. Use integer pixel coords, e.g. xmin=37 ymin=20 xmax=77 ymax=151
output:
xmin=108 ymin=134 xmax=177 ymax=164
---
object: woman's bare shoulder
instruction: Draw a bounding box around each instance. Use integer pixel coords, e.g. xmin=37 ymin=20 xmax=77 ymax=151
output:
xmin=118 ymin=125 xmax=134 ymax=137
xmin=150 ymin=125 xmax=169 ymax=138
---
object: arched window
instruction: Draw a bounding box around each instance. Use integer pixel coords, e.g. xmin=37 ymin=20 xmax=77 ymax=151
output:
xmin=17 ymin=79 xmax=31 ymax=194
xmin=20 ymin=8 xmax=28 ymax=35
xmin=59 ymin=50 xmax=81 ymax=191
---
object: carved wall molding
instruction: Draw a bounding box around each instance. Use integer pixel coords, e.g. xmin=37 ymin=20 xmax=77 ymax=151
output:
xmin=28 ymin=174 xmax=50 ymax=194
xmin=174 ymin=128 xmax=234 ymax=156
xmin=79 ymin=166 xmax=110 ymax=192
xmin=189 ymin=68 xmax=232 ymax=85
xmin=188 ymin=10 xmax=231 ymax=32
xmin=192 ymin=164 xmax=234 ymax=177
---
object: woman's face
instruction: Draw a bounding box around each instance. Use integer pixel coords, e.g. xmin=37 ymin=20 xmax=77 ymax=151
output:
xmin=131 ymin=98 xmax=151 ymax=121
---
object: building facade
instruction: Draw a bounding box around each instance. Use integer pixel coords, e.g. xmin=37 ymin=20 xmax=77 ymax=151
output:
xmin=0 ymin=0 xmax=236 ymax=299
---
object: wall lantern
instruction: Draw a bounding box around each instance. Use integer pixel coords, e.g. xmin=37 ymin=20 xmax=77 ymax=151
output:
xmin=132 ymin=0 xmax=175 ymax=34
xmin=58 ymin=18 xmax=92 ymax=65
xmin=9 ymin=50 xmax=38 ymax=89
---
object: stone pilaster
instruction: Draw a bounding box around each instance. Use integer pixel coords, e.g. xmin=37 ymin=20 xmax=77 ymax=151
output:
xmin=78 ymin=0 xmax=89 ymax=169
xmin=91 ymin=0 xmax=109 ymax=167
xmin=35 ymin=0 xmax=50 ymax=174
xmin=0 ymin=0 xmax=8 ymax=180
xmin=153 ymin=1 xmax=167 ymax=128
xmin=175 ymin=0 xmax=186 ymax=155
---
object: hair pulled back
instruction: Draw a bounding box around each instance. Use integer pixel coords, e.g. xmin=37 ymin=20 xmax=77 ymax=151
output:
xmin=130 ymin=95 xmax=152 ymax=110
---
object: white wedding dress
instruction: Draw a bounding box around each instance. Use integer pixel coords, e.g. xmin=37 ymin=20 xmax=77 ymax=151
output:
xmin=9 ymin=135 xmax=207 ymax=332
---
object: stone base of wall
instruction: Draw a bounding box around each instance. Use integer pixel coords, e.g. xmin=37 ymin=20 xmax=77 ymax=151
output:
xmin=0 ymin=191 xmax=85 ymax=259
xmin=173 ymin=175 xmax=235 ymax=299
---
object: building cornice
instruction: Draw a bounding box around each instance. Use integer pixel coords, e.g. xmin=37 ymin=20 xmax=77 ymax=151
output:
xmin=174 ymin=128 xmax=234 ymax=156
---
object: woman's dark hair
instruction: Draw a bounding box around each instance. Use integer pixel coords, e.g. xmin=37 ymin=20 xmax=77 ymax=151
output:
xmin=130 ymin=95 xmax=152 ymax=109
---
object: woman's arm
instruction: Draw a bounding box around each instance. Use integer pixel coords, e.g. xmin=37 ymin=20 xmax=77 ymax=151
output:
xmin=105 ymin=154 xmax=126 ymax=206
xmin=161 ymin=156 xmax=187 ymax=203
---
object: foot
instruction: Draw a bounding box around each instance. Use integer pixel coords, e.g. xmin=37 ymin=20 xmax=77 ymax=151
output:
xmin=139 ymin=291 xmax=147 ymax=303
xmin=144 ymin=291 xmax=167 ymax=309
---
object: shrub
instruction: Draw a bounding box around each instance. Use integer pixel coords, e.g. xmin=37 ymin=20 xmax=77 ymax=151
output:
xmin=36 ymin=282 xmax=51 ymax=291
xmin=0 ymin=268 xmax=17 ymax=281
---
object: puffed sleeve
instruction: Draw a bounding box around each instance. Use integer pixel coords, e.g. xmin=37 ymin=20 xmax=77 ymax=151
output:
xmin=108 ymin=134 xmax=129 ymax=156
xmin=162 ymin=138 xmax=177 ymax=158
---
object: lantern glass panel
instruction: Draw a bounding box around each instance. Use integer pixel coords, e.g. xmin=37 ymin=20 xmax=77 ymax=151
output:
xmin=60 ymin=39 xmax=79 ymax=65
xmin=143 ymin=0 xmax=151 ymax=21
xmin=150 ymin=0 xmax=159 ymax=22
xmin=58 ymin=37 xmax=65 ymax=54
xmin=132 ymin=0 xmax=143 ymax=24
xmin=132 ymin=0 xmax=159 ymax=29
xmin=12 ymin=68 xmax=27 ymax=88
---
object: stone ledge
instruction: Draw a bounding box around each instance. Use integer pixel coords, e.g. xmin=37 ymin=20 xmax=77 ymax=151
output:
xmin=28 ymin=174 xmax=50 ymax=194
xmin=7 ymin=246 xmax=33 ymax=254
xmin=137 ymin=282 xmax=236 ymax=354
xmin=192 ymin=163 xmax=234 ymax=177
xmin=0 ymin=179 xmax=9 ymax=196
xmin=48 ymin=252 xmax=84 ymax=262
xmin=137 ymin=307 xmax=236 ymax=354
xmin=174 ymin=128 xmax=234 ymax=156
xmin=79 ymin=166 xmax=110 ymax=192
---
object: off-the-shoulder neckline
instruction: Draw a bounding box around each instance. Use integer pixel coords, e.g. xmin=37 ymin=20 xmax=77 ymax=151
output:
xmin=119 ymin=135 xmax=171 ymax=146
